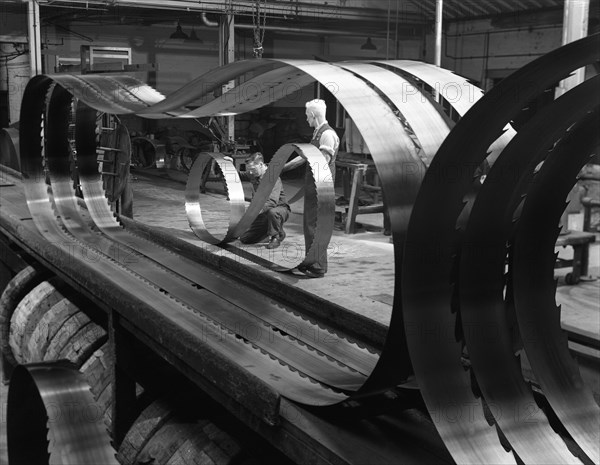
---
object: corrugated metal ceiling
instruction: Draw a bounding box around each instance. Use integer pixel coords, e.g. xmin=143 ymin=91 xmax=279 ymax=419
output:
xmin=407 ymin=0 xmax=565 ymax=21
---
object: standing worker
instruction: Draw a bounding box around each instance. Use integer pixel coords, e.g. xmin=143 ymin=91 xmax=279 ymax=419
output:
xmin=286 ymin=99 xmax=340 ymax=278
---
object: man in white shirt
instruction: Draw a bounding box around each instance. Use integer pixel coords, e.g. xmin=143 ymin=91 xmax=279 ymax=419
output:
xmin=286 ymin=99 xmax=339 ymax=278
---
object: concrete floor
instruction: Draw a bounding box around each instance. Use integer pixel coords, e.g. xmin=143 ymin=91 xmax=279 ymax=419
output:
xmin=130 ymin=168 xmax=600 ymax=336
xmin=131 ymin=169 xmax=397 ymax=325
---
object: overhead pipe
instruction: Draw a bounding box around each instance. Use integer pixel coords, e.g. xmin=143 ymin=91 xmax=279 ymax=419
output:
xmin=201 ymin=11 xmax=219 ymax=27
xmin=202 ymin=10 xmax=392 ymax=38
xmin=45 ymin=2 xmax=404 ymax=39
xmin=234 ymin=23 xmax=391 ymax=38
xmin=219 ymin=13 xmax=235 ymax=143
xmin=44 ymin=0 xmax=405 ymax=23
xmin=33 ymin=1 xmax=419 ymax=39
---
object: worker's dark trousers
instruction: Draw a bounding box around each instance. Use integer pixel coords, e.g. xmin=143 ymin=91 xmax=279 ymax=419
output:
xmin=303 ymin=164 xmax=335 ymax=273
xmin=240 ymin=206 xmax=290 ymax=244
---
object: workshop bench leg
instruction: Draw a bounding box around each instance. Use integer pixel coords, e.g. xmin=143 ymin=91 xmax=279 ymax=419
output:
xmin=565 ymin=244 xmax=590 ymax=285
xmin=110 ymin=311 xmax=138 ymax=447
xmin=345 ymin=168 xmax=364 ymax=234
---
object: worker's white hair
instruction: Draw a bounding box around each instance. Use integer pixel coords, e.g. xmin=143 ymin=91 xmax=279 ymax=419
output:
xmin=305 ymin=98 xmax=327 ymax=117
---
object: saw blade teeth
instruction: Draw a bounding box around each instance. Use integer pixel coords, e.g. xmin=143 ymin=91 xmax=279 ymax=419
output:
xmin=512 ymin=197 xmax=526 ymax=224
xmin=469 ymin=368 xmax=483 ymax=398
xmin=482 ymin=400 xmax=517 ymax=458
xmin=555 ymin=304 xmax=562 ymax=320
xmin=480 ymin=398 xmax=497 ymax=427
xmin=453 ymin=310 xmax=464 ymax=343
xmin=270 ymin=299 xmax=379 ymax=356
xmin=495 ymin=425 xmax=515 ymax=455
xmin=147 ymin=270 xmax=346 ymax=396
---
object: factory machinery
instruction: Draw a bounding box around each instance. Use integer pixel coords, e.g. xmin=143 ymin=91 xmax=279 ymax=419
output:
xmin=0 ymin=33 xmax=599 ymax=464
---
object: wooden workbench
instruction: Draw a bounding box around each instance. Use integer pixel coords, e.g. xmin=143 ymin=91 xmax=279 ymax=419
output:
xmin=555 ymin=230 xmax=597 ymax=284
xmin=335 ymin=153 xmax=384 ymax=234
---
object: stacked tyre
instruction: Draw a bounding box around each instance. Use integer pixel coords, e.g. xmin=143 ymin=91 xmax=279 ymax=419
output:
xmin=1 ymin=266 xmax=112 ymax=426
xmin=0 ymin=266 xmax=262 ymax=465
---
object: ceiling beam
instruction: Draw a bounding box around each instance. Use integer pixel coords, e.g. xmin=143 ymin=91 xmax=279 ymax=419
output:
xmin=464 ymin=1 xmax=497 ymax=16
xmin=33 ymin=0 xmax=426 ymax=23
xmin=407 ymin=0 xmax=565 ymax=21
xmin=410 ymin=1 xmax=436 ymax=18
xmin=440 ymin=1 xmax=464 ymax=18
xmin=494 ymin=0 xmax=515 ymax=13
xmin=528 ymin=0 xmax=547 ymax=8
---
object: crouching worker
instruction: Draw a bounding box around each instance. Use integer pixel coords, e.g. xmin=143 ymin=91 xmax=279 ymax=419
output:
xmin=238 ymin=152 xmax=290 ymax=249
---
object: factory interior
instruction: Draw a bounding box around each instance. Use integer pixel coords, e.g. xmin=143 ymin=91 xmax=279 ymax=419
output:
xmin=0 ymin=0 xmax=599 ymax=463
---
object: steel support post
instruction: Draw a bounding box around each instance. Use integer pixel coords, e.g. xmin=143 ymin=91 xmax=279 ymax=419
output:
xmin=556 ymin=0 xmax=590 ymax=97
xmin=27 ymin=0 xmax=42 ymax=76
xmin=434 ymin=0 xmax=443 ymax=67
xmin=110 ymin=311 xmax=138 ymax=447
xmin=219 ymin=12 xmax=236 ymax=144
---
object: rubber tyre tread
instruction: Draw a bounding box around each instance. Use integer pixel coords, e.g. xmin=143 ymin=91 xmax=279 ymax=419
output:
xmin=9 ymin=280 xmax=64 ymax=364
xmin=57 ymin=321 xmax=107 ymax=367
xmin=42 ymin=311 xmax=91 ymax=362
xmin=202 ymin=438 xmax=239 ymax=465
xmin=202 ymin=422 xmax=242 ymax=460
xmin=101 ymin=381 xmax=114 ymax=416
xmin=0 ymin=266 xmax=51 ymax=365
xmin=80 ymin=346 xmax=114 ymax=432
xmin=165 ymin=440 xmax=214 ymax=465
xmin=26 ymin=297 xmax=80 ymax=362
xmin=138 ymin=418 xmax=202 ymax=465
xmin=117 ymin=397 xmax=175 ymax=465
xmin=165 ymin=425 xmax=214 ymax=465
xmin=80 ymin=343 xmax=113 ymax=399
xmin=150 ymin=417 xmax=242 ymax=465
xmin=93 ymin=375 xmax=114 ymax=430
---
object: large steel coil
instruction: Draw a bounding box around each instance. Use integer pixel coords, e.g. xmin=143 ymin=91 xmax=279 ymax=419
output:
xmin=15 ymin=33 xmax=600 ymax=464
xmin=7 ymin=362 xmax=117 ymax=465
